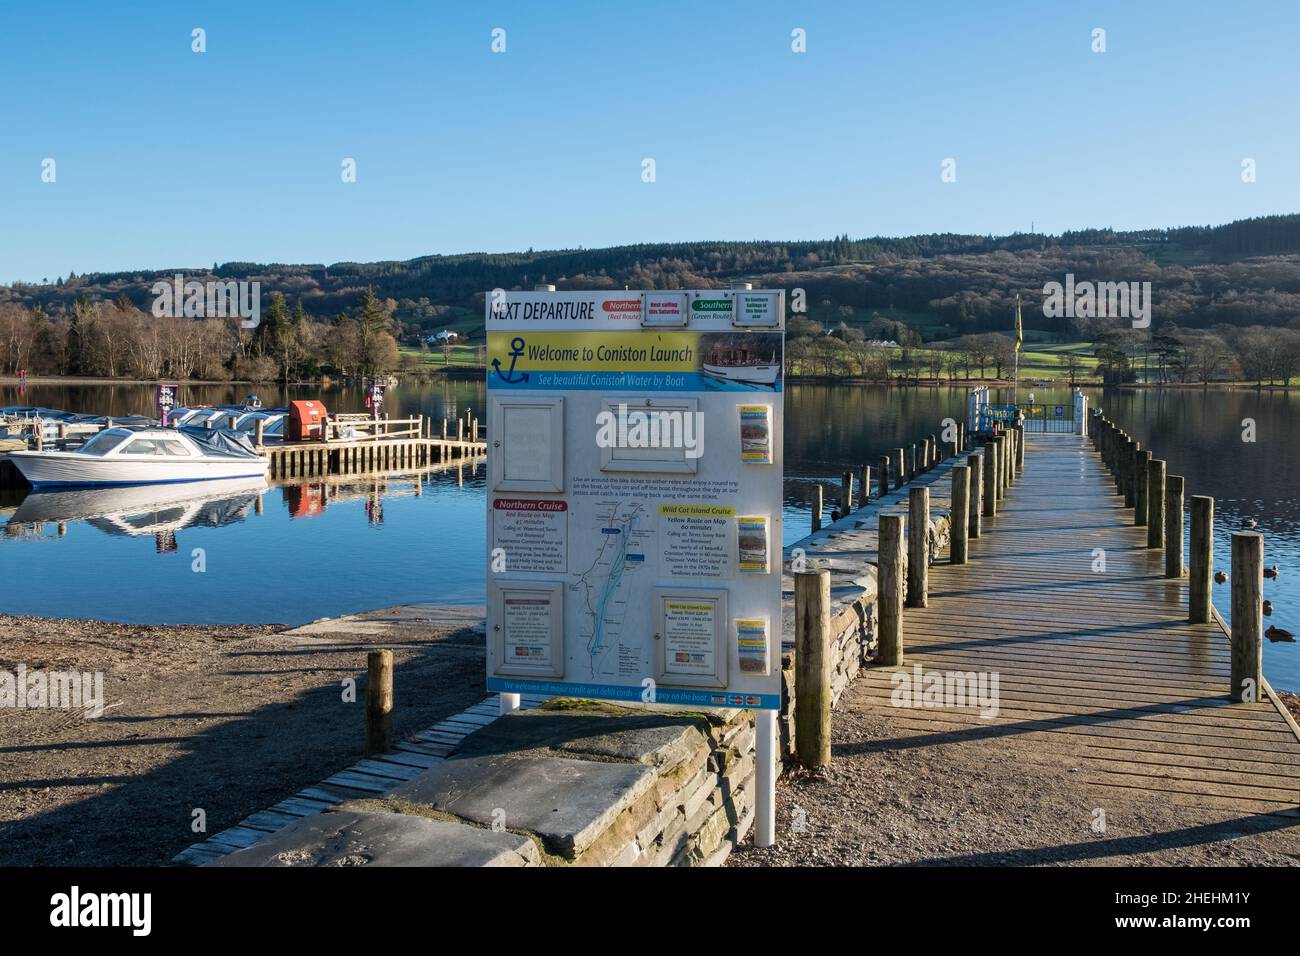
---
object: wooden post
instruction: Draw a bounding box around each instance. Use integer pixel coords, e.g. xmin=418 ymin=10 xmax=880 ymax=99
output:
xmin=366 ymin=649 xmax=394 ymax=755
xmin=859 ymin=464 xmax=871 ymax=510
xmin=878 ymin=456 xmax=890 ymax=500
xmin=908 ymin=443 xmax=918 ymax=482
xmin=1147 ymin=459 xmax=1166 ymax=549
xmin=794 ymin=570 xmax=832 ymax=769
xmin=1229 ymin=532 xmax=1264 ymax=703
xmin=951 ymin=464 xmax=969 ymax=564
xmin=57 ymin=422 xmax=68 ymax=441
xmin=931 ymin=433 xmax=941 ymax=464
xmin=994 ymin=436 xmax=1006 ymax=501
xmin=1122 ymin=439 xmax=1137 ymax=507
xmin=841 ymin=470 xmax=854 ymax=515
xmin=1189 ymin=496 xmax=1214 ymax=624
xmin=1133 ymin=449 xmax=1150 ymax=526
xmin=254 ymin=418 xmax=265 ymax=450
xmin=982 ymin=442 xmax=997 ymax=517
xmin=1165 ymin=475 xmax=1185 ymax=578
xmin=920 ymin=438 xmax=930 ymax=472
xmin=893 ymin=448 xmax=905 ymax=490
xmin=968 ymin=451 xmax=983 ymax=538
xmin=1015 ymin=423 xmax=1025 ymax=470
xmin=877 ymin=514 xmax=905 ymax=666
xmin=811 ymin=484 xmax=823 ymax=532
xmin=907 ymin=486 xmax=929 ymax=608
xmin=33 ymin=427 xmax=44 ymax=452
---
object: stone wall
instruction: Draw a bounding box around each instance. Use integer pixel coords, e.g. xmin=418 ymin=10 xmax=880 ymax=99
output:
xmin=215 ymin=699 xmax=757 ymax=868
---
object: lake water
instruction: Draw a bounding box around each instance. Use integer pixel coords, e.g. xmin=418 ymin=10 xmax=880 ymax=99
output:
xmin=3 ymin=381 xmax=1296 ymax=689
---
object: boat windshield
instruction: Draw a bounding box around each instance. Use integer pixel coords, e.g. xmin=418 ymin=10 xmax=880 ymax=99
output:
xmin=77 ymin=431 xmax=130 ymax=456
xmin=119 ymin=437 xmax=195 ymax=456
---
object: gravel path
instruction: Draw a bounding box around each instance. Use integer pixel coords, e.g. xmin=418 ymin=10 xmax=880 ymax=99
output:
xmin=729 ymin=687 xmax=1300 ymax=867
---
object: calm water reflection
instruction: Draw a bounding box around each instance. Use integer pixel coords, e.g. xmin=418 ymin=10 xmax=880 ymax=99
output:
xmin=3 ymin=382 xmax=1296 ymax=688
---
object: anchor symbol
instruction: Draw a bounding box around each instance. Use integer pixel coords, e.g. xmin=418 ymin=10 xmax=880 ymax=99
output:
xmin=491 ymin=336 xmax=529 ymax=384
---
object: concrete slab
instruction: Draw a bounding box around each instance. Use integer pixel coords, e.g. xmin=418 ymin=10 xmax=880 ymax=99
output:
xmin=208 ymin=808 xmax=538 ymax=867
xmin=390 ymin=752 xmax=655 ymax=858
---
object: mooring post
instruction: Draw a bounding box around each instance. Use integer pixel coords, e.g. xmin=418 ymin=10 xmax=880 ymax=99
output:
xmin=859 ymin=464 xmax=871 ymax=510
xmin=1190 ymin=496 xmax=1216 ymax=624
xmin=878 ymin=456 xmax=890 ymax=499
xmin=366 ymin=649 xmax=394 ymax=755
xmin=794 ymin=569 xmax=832 ymax=769
xmin=1121 ymin=438 xmax=1136 ymax=506
xmin=877 ymin=514 xmax=905 ymax=666
xmin=994 ymin=435 xmax=1006 ymax=501
xmin=1229 ymin=532 xmax=1264 ymax=703
xmin=907 ymin=486 xmax=929 ymax=608
xmin=894 ymin=448 xmax=906 ymax=490
xmin=908 ymin=443 xmax=918 ymax=482
xmin=1166 ymin=475 xmax=1185 ymax=578
xmin=1148 ymin=459 xmax=1166 ymax=549
xmin=841 ymin=470 xmax=854 ymax=515
xmin=968 ymin=451 xmax=983 ymax=538
xmin=1133 ymin=449 xmax=1150 ymax=525
xmin=254 ymin=418 xmax=265 ymax=450
xmin=983 ymin=442 xmax=997 ymax=517
xmin=1189 ymin=496 xmax=1214 ymax=624
xmin=811 ymin=484 xmax=823 ymax=532
xmin=1015 ymin=423 xmax=1025 ymax=470
xmin=951 ymin=464 xmax=970 ymax=564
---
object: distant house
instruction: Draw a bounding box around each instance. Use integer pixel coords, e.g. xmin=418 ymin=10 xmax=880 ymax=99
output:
xmin=427 ymin=330 xmax=459 ymax=345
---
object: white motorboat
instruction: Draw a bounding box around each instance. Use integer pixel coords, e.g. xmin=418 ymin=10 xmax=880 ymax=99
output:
xmin=9 ymin=426 xmax=269 ymax=488
xmin=702 ymin=346 xmax=781 ymax=387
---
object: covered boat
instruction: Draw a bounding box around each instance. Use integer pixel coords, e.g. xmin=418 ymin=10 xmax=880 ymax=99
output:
xmin=9 ymin=426 xmax=269 ymax=488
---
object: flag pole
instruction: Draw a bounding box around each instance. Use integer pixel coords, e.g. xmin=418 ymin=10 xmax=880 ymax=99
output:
xmin=1013 ymin=295 xmax=1022 ymax=406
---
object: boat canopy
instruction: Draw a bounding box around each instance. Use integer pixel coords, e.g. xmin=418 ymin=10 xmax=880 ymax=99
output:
xmin=177 ymin=426 xmax=263 ymax=460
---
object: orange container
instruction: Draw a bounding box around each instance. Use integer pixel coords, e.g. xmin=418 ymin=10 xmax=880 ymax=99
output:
xmin=288 ymin=400 xmax=329 ymax=442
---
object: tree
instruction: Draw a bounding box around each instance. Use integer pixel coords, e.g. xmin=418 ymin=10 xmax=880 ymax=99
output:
xmin=1058 ymin=351 xmax=1084 ymax=386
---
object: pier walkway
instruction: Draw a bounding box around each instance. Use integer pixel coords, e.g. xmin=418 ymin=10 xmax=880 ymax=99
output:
xmin=862 ymin=433 xmax=1300 ymax=814
xmin=733 ymin=433 xmax=1300 ymax=866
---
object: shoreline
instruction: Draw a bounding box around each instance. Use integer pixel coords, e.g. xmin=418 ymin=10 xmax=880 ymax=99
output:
xmin=6 ymin=373 xmax=1295 ymax=390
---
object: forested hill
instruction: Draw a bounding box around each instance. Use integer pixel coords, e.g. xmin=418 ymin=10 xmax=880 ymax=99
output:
xmin=7 ymin=214 xmax=1300 ymax=338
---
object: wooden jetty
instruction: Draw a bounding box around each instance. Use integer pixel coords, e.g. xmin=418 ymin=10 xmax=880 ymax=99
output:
xmin=260 ymin=415 xmax=485 ymax=479
xmin=852 ymin=429 xmax=1300 ymax=816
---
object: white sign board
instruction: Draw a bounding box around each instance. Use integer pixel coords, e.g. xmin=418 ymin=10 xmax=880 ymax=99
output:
xmin=485 ymin=289 xmax=784 ymax=709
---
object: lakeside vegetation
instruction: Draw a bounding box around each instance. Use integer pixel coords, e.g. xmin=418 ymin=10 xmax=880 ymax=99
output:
xmin=2 ymin=214 xmax=1299 ymax=386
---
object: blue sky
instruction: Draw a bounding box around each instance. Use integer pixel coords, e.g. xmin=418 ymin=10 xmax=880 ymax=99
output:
xmin=0 ymin=0 xmax=1296 ymax=283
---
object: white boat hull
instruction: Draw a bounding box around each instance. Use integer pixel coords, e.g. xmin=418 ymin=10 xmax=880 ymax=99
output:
xmin=702 ymin=363 xmax=781 ymax=387
xmin=10 ymin=451 xmax=269 ymax=488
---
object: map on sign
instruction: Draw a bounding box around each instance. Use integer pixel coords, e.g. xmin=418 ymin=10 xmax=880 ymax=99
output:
xmin=484 ymin=290 xmax=785 ymax=710
xmin=572 ymin=499 xmax=652 ymax=678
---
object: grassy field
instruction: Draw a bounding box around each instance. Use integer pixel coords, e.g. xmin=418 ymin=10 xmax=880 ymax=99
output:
xmin=399 ymin=343 xmax=484 ymax=368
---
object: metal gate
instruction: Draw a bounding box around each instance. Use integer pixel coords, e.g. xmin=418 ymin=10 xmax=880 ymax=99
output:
xmin=979 ymin=402 xmax=1075 ymax=433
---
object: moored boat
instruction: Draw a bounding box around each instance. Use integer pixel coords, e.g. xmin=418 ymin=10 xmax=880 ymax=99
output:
xmin=9 ymin=426 xmax=269 ymax=488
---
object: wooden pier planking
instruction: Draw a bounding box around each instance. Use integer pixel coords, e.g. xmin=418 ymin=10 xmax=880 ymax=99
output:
xmin=862 ymin=433 xmax=1300 ymax=816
